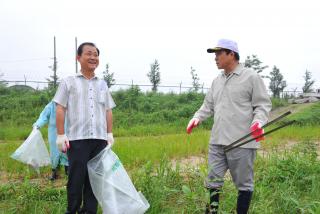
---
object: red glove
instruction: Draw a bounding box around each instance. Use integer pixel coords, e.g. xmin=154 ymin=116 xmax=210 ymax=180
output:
xmin=186 ymin=118 xmax=200 ymax=134
xmin=250 ymin=122 xmax=265 ymax=142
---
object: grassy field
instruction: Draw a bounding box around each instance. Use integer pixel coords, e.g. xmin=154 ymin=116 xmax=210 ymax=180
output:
xmin=1 ymin=123 xmax=320 ymax=213
xmin=1 ymin=90 xmax=320 ymax=213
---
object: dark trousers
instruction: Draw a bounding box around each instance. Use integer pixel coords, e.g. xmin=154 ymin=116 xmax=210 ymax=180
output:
xmin=65 ymin=139 xmax=107 ymax=214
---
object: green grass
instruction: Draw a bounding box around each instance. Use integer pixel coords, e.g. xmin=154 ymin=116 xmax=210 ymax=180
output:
xmin=262 ymin=125 xmax=320 ymax=149
xmin=1 ymin=89 xmax=320 ymax=213
xmin=113 ymin=132 xmax=209 ymax=168
xmin=0 ymin=180 xmax=67 ymax=214
xmin=0 ymin=126 xmax=48 ymax=141
xmin=289 ymin=102 xmax=320 ymax=125
xmin=1 ymin=123 xmax=319 ymax=176
xmin=0 ymin=119 xmax=212 ymax=140
xmin=0 ymin=141 xmax=49 ymax=178
xmin=1 ymin=125 xmax=320 ymax=213
xmin=0 ymin=132 xmax=210 ymax=175
xmin=271 ymin=97 xmax=289 ymax=109
xmin=253 ymin=141 xmax=320 ymax=213
xmin=3 ymin=124 xmax=318 ymax=175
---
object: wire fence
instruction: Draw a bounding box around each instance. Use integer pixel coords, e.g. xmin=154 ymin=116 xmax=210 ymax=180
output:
xmin=0 ymin=80 xmax=304 ymax=98
xmin=0 ymin=80 xmax=209 ymax=94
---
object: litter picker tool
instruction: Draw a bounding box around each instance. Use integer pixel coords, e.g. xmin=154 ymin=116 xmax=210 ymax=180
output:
xmin=224 ymin=111 xmax=295 ymax=152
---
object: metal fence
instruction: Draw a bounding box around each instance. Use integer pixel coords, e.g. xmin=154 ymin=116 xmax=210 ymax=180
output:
xmin=0 ymin=80 xmax=209 ymax=94
xmin=0 ymin=80 xmax=303 ymax=97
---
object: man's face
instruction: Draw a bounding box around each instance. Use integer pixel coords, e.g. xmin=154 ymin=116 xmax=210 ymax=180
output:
xmin=77 ymin=45 xmax=99 ymax=71
xmin=214 ymin=50 xmax=234 ymax=70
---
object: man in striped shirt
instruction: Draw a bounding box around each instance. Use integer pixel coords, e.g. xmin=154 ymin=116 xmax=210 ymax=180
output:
xmin=54 ymin=42 xmax=116 ymax=214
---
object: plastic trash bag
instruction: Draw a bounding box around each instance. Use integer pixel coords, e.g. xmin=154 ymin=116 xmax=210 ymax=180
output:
xmin=11 ymin=129 xmax=50 ymax=172
xmin=88 ymin=145 xmax=150 ymax=214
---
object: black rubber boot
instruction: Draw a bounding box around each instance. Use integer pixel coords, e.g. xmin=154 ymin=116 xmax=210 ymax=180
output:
xmin=49 ymin=168 xmax=58 ymax=181
xmin=205 ymin=188 xmax=220 ymax=214
xmin=236 ymin=190 xmax=253 ymax=214
xmin=64 ymin=166 xmax=69 ymax=176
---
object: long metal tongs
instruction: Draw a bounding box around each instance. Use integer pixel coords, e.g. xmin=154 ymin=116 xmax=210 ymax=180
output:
xmin=224 ymin=111 xmax=295 ymax=152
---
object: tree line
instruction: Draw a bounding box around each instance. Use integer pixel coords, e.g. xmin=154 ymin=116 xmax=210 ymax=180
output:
xmin=101 ymin=54 xmax=317 ymax=97
xmin=1 ymin=54 xmax=317 ymax=97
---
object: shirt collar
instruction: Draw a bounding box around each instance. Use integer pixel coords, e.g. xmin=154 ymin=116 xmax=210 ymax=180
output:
xmin=221 ymin=63 xmax=244 ymax=77
xmin=76 ymin=72 xmax=98 ymax=80
xmin=233 ymin=63 xmax=244 ymax=75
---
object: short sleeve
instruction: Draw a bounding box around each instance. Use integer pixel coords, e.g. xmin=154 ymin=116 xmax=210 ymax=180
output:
xmin=105 ymin=87 xmax=116 ymax=110
xmin=53 ymin=79 xmax=69 ymax=108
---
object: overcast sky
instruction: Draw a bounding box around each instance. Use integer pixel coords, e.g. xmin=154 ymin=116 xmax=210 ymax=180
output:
xmin=1 ymin=0 xmax=319 ymax=92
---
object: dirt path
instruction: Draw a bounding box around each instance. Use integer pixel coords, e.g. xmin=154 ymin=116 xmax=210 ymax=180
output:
xmin=269 ymin=103 xmax=314 ymax=120
xmin=0 ymin=169 xmax=67 ymax=186
xmin=171 ymin=155 xmax=206 ymax=170
xmin=172 ymin=140 xmax=320 ymax=171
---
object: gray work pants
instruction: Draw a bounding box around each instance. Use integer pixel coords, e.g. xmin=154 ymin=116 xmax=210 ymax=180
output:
xmin=206 ymin=144 xmax=256 ymax=191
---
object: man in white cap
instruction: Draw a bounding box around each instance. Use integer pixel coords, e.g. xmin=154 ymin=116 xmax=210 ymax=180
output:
xmin=186 ymin=39 xmax=271 ymax=214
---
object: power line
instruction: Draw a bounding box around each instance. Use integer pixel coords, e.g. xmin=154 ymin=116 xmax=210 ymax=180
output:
xmin=0 ymin=57 xmax=51 ymax=63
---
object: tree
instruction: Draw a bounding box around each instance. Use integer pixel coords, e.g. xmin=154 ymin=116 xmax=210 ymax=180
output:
xmin=302 ymin=70 xmax=315 ymax=93
xmin=46 ymin=74 xmax=59 ymax=90
xmin=103 ymin=63 xmax=115 ymax=87
xmin=0 ymin=73 xmax=8 ymax=95
xmin=190 ymin=66 xmax=200 ymax=92
xmin=244 ymin=55 xmax=268 ymax=74
xmin=267 ymin=66 xmax=287 ymax=98
xmin=147 ymin=59 xmax=161 ymax=92
xmin=0 ymin=73 xmax=7 ymax=87
xmin=47 ymin=61 xmax=58 ymax=90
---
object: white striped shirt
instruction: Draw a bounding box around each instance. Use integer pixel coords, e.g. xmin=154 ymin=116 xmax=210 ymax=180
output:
xmin=53 ymin=74 xmax=116 ymax=141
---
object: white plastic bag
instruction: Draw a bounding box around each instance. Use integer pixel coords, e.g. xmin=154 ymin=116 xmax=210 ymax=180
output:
xmin=11 ymin=129 xmax=51 ymax=172
xmin=88 ymin=146 xmax=150 ymax=214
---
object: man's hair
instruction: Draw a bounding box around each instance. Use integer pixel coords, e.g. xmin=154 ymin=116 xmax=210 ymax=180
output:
xmin=223 ymin=49 xmax=240 ymax=61
xmin=77 ymin=42 xmax=100 ymax=56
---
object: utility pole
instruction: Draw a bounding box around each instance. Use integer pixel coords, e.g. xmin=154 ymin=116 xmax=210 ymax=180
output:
xmin=53 ymin=36 xmax=57 ymax=89
xmin=75 ymin=37 xmax=78 ymax=73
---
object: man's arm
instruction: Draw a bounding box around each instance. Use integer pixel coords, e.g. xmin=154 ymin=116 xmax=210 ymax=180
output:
xmin=56 ymin=104 xmax=66 ymax=135
xmin=55 ymin=103 xmax=69 ymax=152
xmin=186 ymin=81 xmax=215 ymax=134
xmin=106 ymin=109 xmax=114 ymax=146
xmin=193 ymin=81 xmax=215 ymax=122
xmin=33 ymin=102 xmax=52 ymax=128
xmin=53 ymin=79 xmax=70 ymax=152
xmin=106 ymin=109 xmax=113 ymax=133
xmin=104 ymin=81 xmax=116 ymax=145
xmin=251 ymin=74 xmax=272 ymax=125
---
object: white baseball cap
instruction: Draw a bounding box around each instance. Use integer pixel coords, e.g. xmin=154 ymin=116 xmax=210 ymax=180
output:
xmin=207 ymin=39 xmax=239 ymax=54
